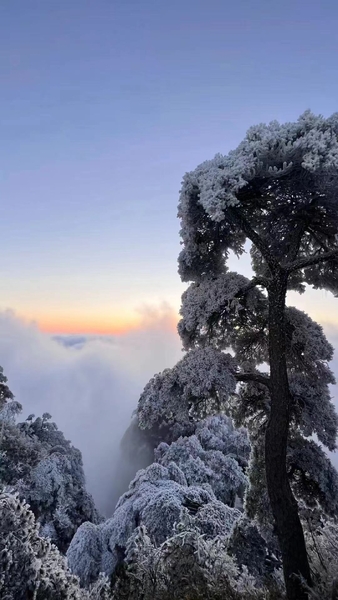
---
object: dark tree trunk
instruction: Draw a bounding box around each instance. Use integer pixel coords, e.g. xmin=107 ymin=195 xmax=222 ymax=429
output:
xmin=265 ymin=271 xmax=311 ymax=600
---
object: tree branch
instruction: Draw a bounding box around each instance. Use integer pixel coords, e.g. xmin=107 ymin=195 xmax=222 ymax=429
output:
xmin=218 ymin=277 xmax=269 ymax=317
xmin=287 ymin=219 xmax=309 ymax=262
xmin=235 ymin=276 xmax=270 ymax=297
xmin=307 ymin=227 xmax=330 ymax=253
xmin=227 ymin=207 xmax=281 ymax=271
xmin=285 ymin=248 xmax=338 ymax=273
xmin=235 ymin=372 xmax=271 ymax=389
xmin=288 ymin=194 xmax=328 ymax=261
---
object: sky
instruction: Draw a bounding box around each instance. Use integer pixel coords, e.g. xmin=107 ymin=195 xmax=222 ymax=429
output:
xmin=1 ymin=0 xmax=338 ymax=334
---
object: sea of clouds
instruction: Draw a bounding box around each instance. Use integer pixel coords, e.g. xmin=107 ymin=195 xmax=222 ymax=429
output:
xmin=0 ymin=307 xmax=337 ymax=516
xmin=0 ymin=306 xmax=182 ymax=515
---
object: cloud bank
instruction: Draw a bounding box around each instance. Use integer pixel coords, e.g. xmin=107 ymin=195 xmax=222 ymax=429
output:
xmin=0 ymin=307 xmax=182 ymax=515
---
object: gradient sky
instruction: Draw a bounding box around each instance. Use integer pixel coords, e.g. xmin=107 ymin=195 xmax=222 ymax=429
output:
xmin=1 ymin=0 xmax=338 ymax=334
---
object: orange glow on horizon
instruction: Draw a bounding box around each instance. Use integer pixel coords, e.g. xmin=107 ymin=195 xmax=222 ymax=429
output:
xmin=40 ymin=321 xmax=138 ymax=336
xmin=35 ymin=311 xmax=180 ymax=336
xmin=39 ymin=317 xmax=141 ymax=336
xmin=5 ymin=306 xmax=338 ymax=338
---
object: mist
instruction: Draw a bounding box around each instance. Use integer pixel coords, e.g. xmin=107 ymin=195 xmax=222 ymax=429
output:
xmin=0 ymin=307 xmax=182 ymax=515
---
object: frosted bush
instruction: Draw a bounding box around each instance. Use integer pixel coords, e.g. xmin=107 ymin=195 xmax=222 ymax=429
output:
xmin=112 ymin=512 xmax=284 ymax=600
xmin=0 ymin=405 xmax=99 ymax=552
xmin=0 ymin=491 xmax=110 ymax=600
xmin=67 ymin=459 xmax=242 ymax=587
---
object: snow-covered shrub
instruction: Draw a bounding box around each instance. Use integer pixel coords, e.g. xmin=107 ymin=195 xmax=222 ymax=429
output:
xmin=137 ymin=347 xmax=237 ymax=431
xmin=0 ymin=491 xmax=110 ymax=600
xmin=111 ymin=512 xmax=284 ymax=600
xmin=0 ymin=402 xmax=100 ymax=552
xmin=67 ymin=460 xmax=242 ymax=587
xmin=65 ymin=521 xmax=104 ymax=589
xmin=155 ymin=414 xmax=249 ymax=505
xmin=117 ymin=412 xmax=250 ymax=515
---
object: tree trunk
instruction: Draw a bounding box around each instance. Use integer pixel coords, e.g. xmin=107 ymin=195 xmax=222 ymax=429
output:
xmin=265 ymin=272 xmax=311 ymax=600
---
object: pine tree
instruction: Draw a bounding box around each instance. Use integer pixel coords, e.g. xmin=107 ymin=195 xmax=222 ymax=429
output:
xmin=138 ymin=112 xmax=338 ymax=599
xmin=0 ymin=368 xmax=100 ymax=552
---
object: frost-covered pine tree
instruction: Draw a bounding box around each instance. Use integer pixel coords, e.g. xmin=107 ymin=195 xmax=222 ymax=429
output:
xmin=0 ymin=368 xmax=100 ymax=552
xmin=139 ymin=112 xmax=338 ymax=600
xmin=67 ymin=414 xmax=250 ymax=587
xmin=154 ymin=414 xmax=249 ymax=506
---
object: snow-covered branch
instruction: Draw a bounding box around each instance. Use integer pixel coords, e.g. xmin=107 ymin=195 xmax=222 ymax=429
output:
xmin=235 ymin=276 xmax=270 ymax=294
xmin=235 ymin=372 xmax=271 ymax=388
xmin=285 ymin=248 xmax=338 ymax=273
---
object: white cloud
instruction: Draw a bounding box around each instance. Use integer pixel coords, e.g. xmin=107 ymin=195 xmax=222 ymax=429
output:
xmin=0 ymin=308 xmax=182 ymax=515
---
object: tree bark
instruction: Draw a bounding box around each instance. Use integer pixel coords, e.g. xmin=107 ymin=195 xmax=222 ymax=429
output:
xmin=265 ymin=271 xmax=312 ymax=600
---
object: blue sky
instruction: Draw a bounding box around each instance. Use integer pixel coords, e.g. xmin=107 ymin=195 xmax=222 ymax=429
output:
xmin=1 ymin=0 xmax=338 ymax=333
